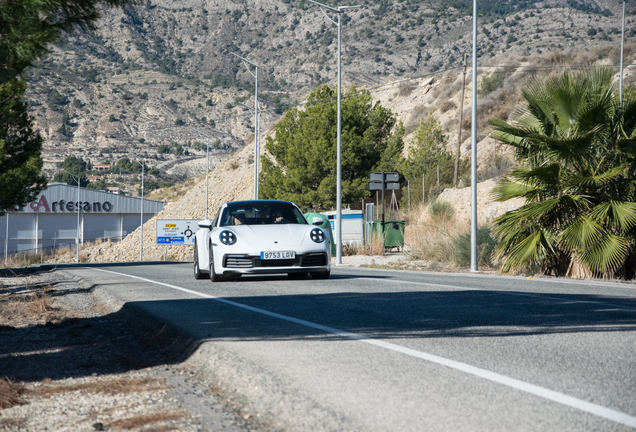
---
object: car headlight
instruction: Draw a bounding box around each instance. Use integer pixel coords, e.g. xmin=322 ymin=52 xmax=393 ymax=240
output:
xmin=219 ymin=230 xmax=237 ymax=245
xmin=310 ymin=228 xmax=326 ymax=243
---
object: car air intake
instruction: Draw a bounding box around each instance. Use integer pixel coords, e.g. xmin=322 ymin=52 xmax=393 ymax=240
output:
xmin=224 ymin=255 xmax=253 ymax=268
xmin=301 ymin=253 xmax=328 ymax=267
xmin=259 ymin=259 xmax=295 ymax=267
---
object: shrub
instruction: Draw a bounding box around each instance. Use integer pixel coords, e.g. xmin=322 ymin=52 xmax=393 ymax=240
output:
xmin=477 ymin=153 xmax=514 ymax=181
xmin=427 ymin=200 xmax=454 ymax=221
xmin=453 ymin=225 xmax=497 ymax=267
xmin=478 ymin=71 xmax=506 ymax=97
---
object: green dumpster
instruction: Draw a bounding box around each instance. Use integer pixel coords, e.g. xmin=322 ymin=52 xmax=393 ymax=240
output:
xmin=373 ymin=220 xmax=405 ymax=249
xmin=304 ymin=212 xmax=336 ymax=256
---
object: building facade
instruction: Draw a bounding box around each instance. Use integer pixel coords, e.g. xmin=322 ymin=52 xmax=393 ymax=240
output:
xmin=1 ymin=184 xmax=164 ymax=255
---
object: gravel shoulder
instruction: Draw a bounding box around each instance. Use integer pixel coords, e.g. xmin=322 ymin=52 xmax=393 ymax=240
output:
xmin=0 ymin=267 xmax=272 ymax=432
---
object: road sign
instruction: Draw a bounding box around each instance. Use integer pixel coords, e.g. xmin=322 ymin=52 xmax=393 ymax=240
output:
xmin=369 ymin=172 xmax=385 ymax=182
xmin=368 ymin=181 xmax=399 ymax=190
xmin=369 ymin=172 xmax=399 ymax=183
xmin=156 ymin=219 xmax=198 ymax=245
xmin=384 ymin=172 xmax=399 ymax=182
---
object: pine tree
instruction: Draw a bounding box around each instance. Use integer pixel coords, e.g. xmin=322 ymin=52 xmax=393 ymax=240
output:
xmin=0 ymin=79 xmax=47 ymax=214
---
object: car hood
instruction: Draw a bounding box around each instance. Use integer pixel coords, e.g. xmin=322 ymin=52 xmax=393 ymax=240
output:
xmin=227 ymin=224 xmax=315 ymax=248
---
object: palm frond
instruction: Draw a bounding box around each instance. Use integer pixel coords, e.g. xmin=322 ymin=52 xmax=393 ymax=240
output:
xmin=491 ymin=178 xmax=535 ymax=202
xmin=579 ymin=233 xmax=630 ymax=274
xmin=589 ymin=201 xmax=636 ymax=232
xmin=498 ymin=229 xmax=556 ymax=273
xmin=559 ymin=216 xmax=603 ymax=250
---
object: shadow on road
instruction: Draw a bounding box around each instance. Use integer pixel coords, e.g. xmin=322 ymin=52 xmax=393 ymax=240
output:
xmin=3 ymin=265 xmax=636 ymax=383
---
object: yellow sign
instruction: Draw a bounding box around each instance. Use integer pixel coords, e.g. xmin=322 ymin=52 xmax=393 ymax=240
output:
xmin=165 ymin=224 xmax=176 ymax=227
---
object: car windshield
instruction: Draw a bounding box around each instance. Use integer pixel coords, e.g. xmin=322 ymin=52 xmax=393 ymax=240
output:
xmin=220 ymin=202 xmax=308 ymax=227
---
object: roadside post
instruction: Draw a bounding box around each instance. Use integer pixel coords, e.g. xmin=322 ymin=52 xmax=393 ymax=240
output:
xmin=364 ymin=203 xmax=374 ymax=247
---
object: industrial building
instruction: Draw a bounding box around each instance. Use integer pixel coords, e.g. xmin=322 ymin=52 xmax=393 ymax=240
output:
xmin=1 ymin=183 xmax=164 ymax=256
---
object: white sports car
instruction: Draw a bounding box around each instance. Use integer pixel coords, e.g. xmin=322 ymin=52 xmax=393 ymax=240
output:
xmin=193 ymin=200 xmax=331 ymax=281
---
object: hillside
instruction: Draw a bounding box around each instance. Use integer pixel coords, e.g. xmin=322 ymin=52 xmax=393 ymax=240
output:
xmin=62 ymin=42 xmax=636 ymax=265
xmin=25 ymin=0 xmax=636 ymax=185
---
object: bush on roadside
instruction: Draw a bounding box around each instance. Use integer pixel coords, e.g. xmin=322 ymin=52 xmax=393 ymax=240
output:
xmin=453 ymin=225 xmax=498 ymax=267
xmin=427 ymin=200 xmax=454 ymax=221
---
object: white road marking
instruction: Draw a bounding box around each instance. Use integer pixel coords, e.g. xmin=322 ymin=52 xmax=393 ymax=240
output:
xmin=87 ymin=267 xmax=636 ymax=429
xmin=365 ymin=277 xmax=636 ymax=310
xmin=351 ymin=267 xmax=636 ymax=291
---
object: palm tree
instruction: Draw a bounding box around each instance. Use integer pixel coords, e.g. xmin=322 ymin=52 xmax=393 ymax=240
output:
xmin=490 ymin=67 xmax=636 ymax=279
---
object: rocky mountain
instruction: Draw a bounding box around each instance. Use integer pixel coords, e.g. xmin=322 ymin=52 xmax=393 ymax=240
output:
xmin=22 ymin=0 xmax=636 ymax=186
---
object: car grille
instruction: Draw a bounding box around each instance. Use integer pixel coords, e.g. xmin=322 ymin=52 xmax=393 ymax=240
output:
xmin=259 ymin=258 xmax=296 ymax=267
xmin=301 ymin=253 xmax=328 ymax=267
xmin=224 ymin=253 xmax=329 ymax=269
xmin=224 ymin=255 xmax=253 ymax=268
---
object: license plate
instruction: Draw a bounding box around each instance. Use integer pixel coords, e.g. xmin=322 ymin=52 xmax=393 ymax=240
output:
xmin=261 ymin=251 xmax=296 ymax=260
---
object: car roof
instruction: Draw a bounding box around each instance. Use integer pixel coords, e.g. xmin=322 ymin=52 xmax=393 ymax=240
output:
xmin=225 ymin=200 xmax=294 ymax=206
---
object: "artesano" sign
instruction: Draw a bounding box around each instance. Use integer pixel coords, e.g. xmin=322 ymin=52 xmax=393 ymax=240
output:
xmin=24 ymin=195 xmax=113 ymax=213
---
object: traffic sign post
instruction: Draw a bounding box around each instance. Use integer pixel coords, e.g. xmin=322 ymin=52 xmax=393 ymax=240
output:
xmin=156 ymin=220 xmax=198 ymax=246
xmin=367 ymin=172 xmax=399 ymax=233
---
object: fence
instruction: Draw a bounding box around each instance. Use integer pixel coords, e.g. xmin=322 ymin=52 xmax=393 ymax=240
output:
xmin=1 ymin=236 xmax=125 ymax=266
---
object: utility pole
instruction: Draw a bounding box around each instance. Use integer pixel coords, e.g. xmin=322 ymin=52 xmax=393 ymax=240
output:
xmin=620 ymin=0 xmax=626 ymax=104
xmin=190 ymin=126 xmax=217 ymax=220
xmin=230 ymin=52 xmax=260 ymax=199
xmin=470 ymin=0 xmax=478 ymax=272
xmin=454 ymin=53 xmax=467 ymax=188
xmin=128 ymin=152 xmax=145 ymax=262
xmin=63 ymin=170 xmax=81 ymax=264
xmin=308 ymin=0 xmax=361 ymax=265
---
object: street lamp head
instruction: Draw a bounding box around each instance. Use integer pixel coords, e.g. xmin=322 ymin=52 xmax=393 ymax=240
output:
xmin=238 ymin=101 xmax=258 ymax=112
xmin=230 ymin=52 xmax=259 ymax=68
xmin=308 ymin=0 xmax=361 ymax=13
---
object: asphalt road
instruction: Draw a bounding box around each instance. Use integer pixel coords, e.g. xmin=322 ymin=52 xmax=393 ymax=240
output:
xmin=59 ymin=263 xmax=636 ymax=432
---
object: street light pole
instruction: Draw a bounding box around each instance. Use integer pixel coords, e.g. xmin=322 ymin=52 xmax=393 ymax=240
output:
xmin=470 ymin=0 xmax=478 ymax=272
xmin=308 ymin=0 xmax=361 ymax=265
xmin=63 ymin=170 xmax=81 ymax=263
xmin=189 ymin=127 xmax=218 ymax=219
xmin=128 ymin=152 xmax=145 ymax=262
xmin=231 ymin=52 xmax=260 ymax=200
xmin=205 ymin=138 xmax=210 ymax=220
xmin=620 ymin=0 xmax=626 ymax=104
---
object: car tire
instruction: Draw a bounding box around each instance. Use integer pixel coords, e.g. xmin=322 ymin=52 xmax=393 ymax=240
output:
xmin=310 ymin=270 xmax=330 ymax=279
xmin=193 ymin=241 xmax=206 ymax=280
xmin=209 ymin=244 xmax=223 ymax=282
xmin=288 ymin=272 xmax=308 ymax=278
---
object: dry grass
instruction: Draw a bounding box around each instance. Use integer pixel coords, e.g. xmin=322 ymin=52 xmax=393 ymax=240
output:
xmin=0 ymin=378 xmax=29 ymax=409
xmin=0 ymin=252 xmax=43 ymax=268
xmin=106 ymin=411 xmax=186 ymax=430
xmin=146 ymin=175 xmax=200 ymax=202
xmin=0 ymin=271 xmax=56 ymax=326
xmin=404 ymin=202 xmax=469 ymax=265
xmin=441 ymin=100 xmax=457 ymax=113
xmin=353 ymin=232 xmax=386 ymax=256
xmin=398 ymin=80 xmax=418 ymax=96
xmin=0 ymin=418 xmax=27 ymax=429
xmin=34 ymin=378 xmax=167 ymax=397
xmin=229 ymin=158 xmax=240 ymax=170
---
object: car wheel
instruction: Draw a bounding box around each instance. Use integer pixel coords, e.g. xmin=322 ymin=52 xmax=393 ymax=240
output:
xmin=209 ymin=244 xmax=223 ymax=282
xmin=310 ymin=270 xmax=330 ymax=279
xmin=193 ymin=241 xmax=206 ymax=280
xmin=288 ymin=272 xmax=308 ymax=278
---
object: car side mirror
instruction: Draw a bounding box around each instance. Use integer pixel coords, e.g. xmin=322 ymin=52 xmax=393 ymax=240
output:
xmin=198 ymin=220 xmax=213 ymax=229
xmin=312 ymin=217 xmax=323 ymax=226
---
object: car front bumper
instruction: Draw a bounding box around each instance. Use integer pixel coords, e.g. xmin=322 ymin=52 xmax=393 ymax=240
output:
xmin=219 ymin=252 xmax=330 ymax=276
